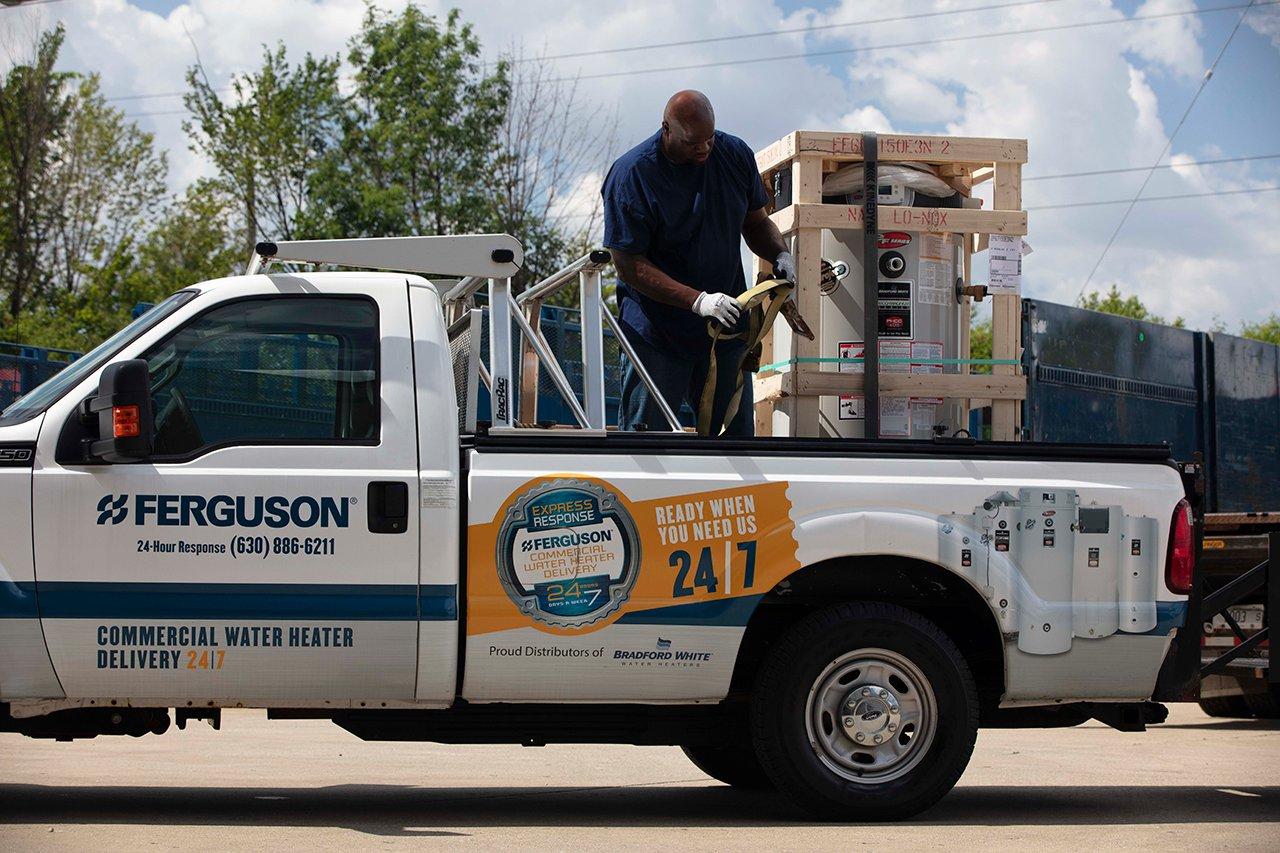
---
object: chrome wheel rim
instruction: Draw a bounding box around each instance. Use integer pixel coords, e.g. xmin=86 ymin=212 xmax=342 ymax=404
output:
xmin=804 ymin=647 xmax=937 ymax=784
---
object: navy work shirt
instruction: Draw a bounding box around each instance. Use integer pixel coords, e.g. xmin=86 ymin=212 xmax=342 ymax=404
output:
xmin=602 ymin=129 xmax=769 ymax=352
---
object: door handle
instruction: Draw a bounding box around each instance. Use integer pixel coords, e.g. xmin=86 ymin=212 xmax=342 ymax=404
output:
xmin=367 ymin=481 xmax=409 ymax=534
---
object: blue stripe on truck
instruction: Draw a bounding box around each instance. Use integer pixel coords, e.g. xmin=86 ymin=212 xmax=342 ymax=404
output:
xmin=0 ymin=581 xmax=457 ymax=621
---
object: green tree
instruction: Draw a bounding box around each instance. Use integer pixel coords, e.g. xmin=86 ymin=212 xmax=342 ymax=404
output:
xmin=1 ymin=24 xmax=168 ymax=346
xmin=1080 ymin=284 xmax=1184 ymax=327
xmin=184 ymin=43 xmax=342 ymax=253
xmin=492 ymin=49 xmax=616 ymax=295
xmin=49 ymin=74 xmax=168 ymax=294
xmin=1240 ymin=314 xmax=1280 ymax=345
xmin=969 ymin=304 xmax=993 ymax=374
xmin=303 ymin=5 xmax=510 ymax=239
xmin=18 ymin=181 xmax=241 ymax=351
xmin=0 ymin=24 xmax=73 ymax=323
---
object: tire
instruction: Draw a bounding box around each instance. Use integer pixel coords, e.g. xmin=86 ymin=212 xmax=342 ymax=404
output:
xmin=1198 ymin=694 xmax=1253 ymax=718
xmin=751 ymin=602 xmax=979 ymax=821
xmin=1244 ymin=685 xmax=1280 ymax=719
xmin=681 ymin=741 xmax=775 ymax=790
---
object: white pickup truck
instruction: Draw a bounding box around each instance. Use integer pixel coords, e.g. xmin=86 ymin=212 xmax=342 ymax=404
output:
xmin=0 ymin=235 xmax=1197 ymax=820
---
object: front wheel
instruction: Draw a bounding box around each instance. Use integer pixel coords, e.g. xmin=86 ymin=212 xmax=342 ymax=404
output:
xmin=751 ymin=602 xmax=979 ymax=820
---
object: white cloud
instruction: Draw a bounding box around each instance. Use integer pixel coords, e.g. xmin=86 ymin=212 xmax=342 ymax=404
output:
xmin=5 ymin=0 xmax=1277 ymax=328
xmin=1124 ymin=0 xmax=1205 ymax=79
xmin=1246 ymin=5 xmax=1280 ymax=49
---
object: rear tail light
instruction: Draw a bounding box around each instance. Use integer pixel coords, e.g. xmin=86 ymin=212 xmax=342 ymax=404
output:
xmin=1166 ymin=498 xmax=1194 ymax=595
xmin=113 ymin=404 xmax=140 ymax=438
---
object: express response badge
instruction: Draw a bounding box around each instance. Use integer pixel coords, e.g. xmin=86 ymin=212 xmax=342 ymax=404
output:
xmin=496 ymin=479 xmax=640 ymax=630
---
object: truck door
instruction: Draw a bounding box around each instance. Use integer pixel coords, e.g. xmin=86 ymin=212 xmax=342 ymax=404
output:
xmin=32 ymin=283 xmax=423 ymax=702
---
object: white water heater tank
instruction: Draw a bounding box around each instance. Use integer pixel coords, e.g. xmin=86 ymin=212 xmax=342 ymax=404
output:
xmin=815 ymin=222 xmax=968 ymax=439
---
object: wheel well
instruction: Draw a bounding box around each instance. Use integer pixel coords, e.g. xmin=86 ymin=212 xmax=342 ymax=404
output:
xmin=729 ymin=556 xmax=1005 ymax=718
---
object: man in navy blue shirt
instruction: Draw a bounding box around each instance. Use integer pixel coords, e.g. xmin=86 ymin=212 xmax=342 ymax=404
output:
xmin=602 ymin=90 xmax=794 ymax=436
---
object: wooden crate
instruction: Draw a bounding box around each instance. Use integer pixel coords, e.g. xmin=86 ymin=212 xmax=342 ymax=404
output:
xmin=752 ymin=130 xmax=1028 ymax=441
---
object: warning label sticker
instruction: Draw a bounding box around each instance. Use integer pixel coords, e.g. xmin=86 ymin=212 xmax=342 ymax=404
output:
xmin=837 ymin=341 xmax=864 ymax=421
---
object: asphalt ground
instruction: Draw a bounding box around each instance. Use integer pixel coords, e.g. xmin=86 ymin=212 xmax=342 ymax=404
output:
xmin=1 ymin=703 xmax=1277 ymax=850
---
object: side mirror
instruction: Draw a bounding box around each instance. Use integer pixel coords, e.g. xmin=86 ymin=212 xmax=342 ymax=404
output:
xmin=86 ymin=360 xmax=153 ymax=462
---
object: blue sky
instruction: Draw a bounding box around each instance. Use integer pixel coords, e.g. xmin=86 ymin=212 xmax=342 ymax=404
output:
xmin=6 ymin=0 xmax=1280 ymax=329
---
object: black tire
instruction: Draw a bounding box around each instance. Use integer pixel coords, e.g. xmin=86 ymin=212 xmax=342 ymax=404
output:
xmin=1244 ymin=685 xmax=1280 ymax=719
xmin=681 ymin=740 xmax=775 ymax=790
xmin=1198 ymin=694 xmax=1253 ymax=718
xmin=751 ymin=602 xmax=979 ymax=821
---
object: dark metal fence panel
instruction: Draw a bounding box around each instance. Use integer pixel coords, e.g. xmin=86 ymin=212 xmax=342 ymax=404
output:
xmin=1023 ymin=299 xmax=1205 ymax=468
xmin=0 ymin=343 xmax=82 ymax=410
xmin=1210 ymin=332 xmax=1280 ymax=512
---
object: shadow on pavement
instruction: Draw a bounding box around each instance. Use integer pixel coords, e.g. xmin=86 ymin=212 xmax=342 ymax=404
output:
xmin=1 ymin=783 xmax=1277 ymax=835
xmin=1157 ymin=719 xmax=1280 ymax=732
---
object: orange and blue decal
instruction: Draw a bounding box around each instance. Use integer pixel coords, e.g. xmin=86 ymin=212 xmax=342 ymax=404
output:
xmin=467 ymin=476 xmax=801 ymax=636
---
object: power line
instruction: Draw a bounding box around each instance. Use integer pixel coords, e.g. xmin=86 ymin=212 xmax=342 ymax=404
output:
xmin=1026 ymin=153 xmax=1280 ymax=181
xmin=548 ymin=0 xmax=1278 ymax=83
xmin=520 ymin=0 xmax=1068 ymax=63
xmin=110 ymin=0 xmax=1275 ymax=107
xmin=1030 ymin=184 xmax=1280 ymax=210
xmin=1075 ymin=0 xmax=1259 ymax=303
xmin=106 ymin=0 xmax=1066 ymax=103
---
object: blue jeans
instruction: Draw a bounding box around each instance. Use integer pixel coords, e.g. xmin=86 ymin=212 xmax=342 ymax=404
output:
xmin=617 ymin=322 xmax=755 ymax=436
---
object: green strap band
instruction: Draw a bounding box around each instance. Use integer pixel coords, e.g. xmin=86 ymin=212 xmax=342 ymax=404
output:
xmin=759 ymin=356 xmax=1021 ymax=374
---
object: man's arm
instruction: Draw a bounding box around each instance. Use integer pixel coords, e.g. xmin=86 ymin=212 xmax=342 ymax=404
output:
xmin=608 ymin=250 xmax=701 ymax=310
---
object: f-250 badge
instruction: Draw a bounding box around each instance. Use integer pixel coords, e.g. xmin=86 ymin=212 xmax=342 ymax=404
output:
xmin=496 ymin=480 xmax=641 ymax=630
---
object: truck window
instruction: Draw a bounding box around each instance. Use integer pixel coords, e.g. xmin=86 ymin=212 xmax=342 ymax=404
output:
xmin=141 ymin=296 xmax=378 ymax=458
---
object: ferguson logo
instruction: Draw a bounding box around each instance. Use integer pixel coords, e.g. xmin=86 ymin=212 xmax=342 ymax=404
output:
xmin=94 ymin=493 xmax=351 ymax=528
xmin=97 ymin=494 xmax=129 ymax=525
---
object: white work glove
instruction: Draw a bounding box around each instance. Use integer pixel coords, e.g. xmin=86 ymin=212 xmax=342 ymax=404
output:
xmin=774 ymin=251 xmax=798 ymax=302
xmin=773 ymin=250 xmax=797 ymax=284
xmin=692 ymin=291 xmax=741 ymax=328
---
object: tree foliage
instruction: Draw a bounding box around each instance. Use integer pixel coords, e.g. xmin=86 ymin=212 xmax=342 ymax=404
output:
xmin=303 ymin=5 xmax=509 ymax=240
xmin=492 ymin=49 xmax=617 ymax=295
xmin=184 ymin=43 xmax=341 ymax=253
xmin=1080 ymin=284 xmax=1184 ymax=327
xmin=3 ymin=7 xmax=618 ymax=353
xmin=0 ymin=24 xmax=74 ymax=322
xmin=0 ymin=24 xmax=171 ymax=346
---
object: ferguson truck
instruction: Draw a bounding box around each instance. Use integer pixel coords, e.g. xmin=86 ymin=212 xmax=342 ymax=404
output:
xmin=0 ymin=235 xmax=1198 ymax=820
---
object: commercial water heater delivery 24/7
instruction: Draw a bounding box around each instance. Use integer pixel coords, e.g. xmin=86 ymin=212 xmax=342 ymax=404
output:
xmin=0 ymin=234 xmax=1198 ymax=820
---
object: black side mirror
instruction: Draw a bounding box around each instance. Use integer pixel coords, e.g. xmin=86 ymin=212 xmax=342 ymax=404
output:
xmin=86 ymin=359 xmax=153 ymax=462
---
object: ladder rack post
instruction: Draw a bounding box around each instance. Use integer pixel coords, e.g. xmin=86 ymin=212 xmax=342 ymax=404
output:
xmin=580 ymin=268 xmax=606 ymax=430
xmin=488 ymin=277 xmax=515 ymax=429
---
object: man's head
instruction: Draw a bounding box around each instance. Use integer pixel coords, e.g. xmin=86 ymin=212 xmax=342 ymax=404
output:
xmin=661 ymin=90 xmax=715 ymax=166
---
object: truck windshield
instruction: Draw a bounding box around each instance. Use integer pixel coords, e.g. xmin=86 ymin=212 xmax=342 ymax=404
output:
xmin=0 ymin=291 xmax=197 ymax=425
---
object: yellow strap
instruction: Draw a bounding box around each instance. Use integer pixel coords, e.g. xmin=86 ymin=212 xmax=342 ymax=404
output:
xmin=697 ymin=278 xmax=793 ymax=436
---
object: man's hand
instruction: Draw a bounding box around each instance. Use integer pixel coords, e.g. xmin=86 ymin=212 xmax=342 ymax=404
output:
xmin=773 ymin=250 xmax=797 ymax=284
xmin=692 ymin=291 xmax=741 ymax=328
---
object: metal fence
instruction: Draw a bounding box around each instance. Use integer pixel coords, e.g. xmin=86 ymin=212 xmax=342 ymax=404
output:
xmin=0 ymin=343 xmax=81 ymax=411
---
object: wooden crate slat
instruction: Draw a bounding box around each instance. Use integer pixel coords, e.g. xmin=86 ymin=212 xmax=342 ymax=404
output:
xmin=770 ymin=203 xmax=1027 ymax=236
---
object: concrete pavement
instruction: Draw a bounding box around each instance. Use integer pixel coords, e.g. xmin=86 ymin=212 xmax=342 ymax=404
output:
xmin=1 ymin=703 xmax=1277 ymax=850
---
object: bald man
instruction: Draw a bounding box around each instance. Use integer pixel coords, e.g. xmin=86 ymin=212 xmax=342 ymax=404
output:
xmin=602 ymin=90 xmax=794 ymax=436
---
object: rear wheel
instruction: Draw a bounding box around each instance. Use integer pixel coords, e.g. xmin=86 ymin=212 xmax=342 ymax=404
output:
xmin=751 ymin=602 xmax=979 ymax=820
xmin=1244 ymin=685 xmax=1280 ymax=719
xmin=1198 ymin=694 xmax=1254 ymax=718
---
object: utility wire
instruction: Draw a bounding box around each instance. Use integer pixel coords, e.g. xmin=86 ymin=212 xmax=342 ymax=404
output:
xmin=1030 ymin=184 xmax=1280 ymax=210
xmin=111 ymin=0 xmax=1274 ymax=107
xmin=1026 ymin=153 xmax=1280 ymax=181
xmin=548 ymin=0 xmax=1277 ymax=84
xmin=519 ymin=0 xmax=1068 ymax=62
xmin=1074 ymin=0 xmax=1259 ymax=303
xmin=107 ymin=0 xmax=1067 ymax=103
